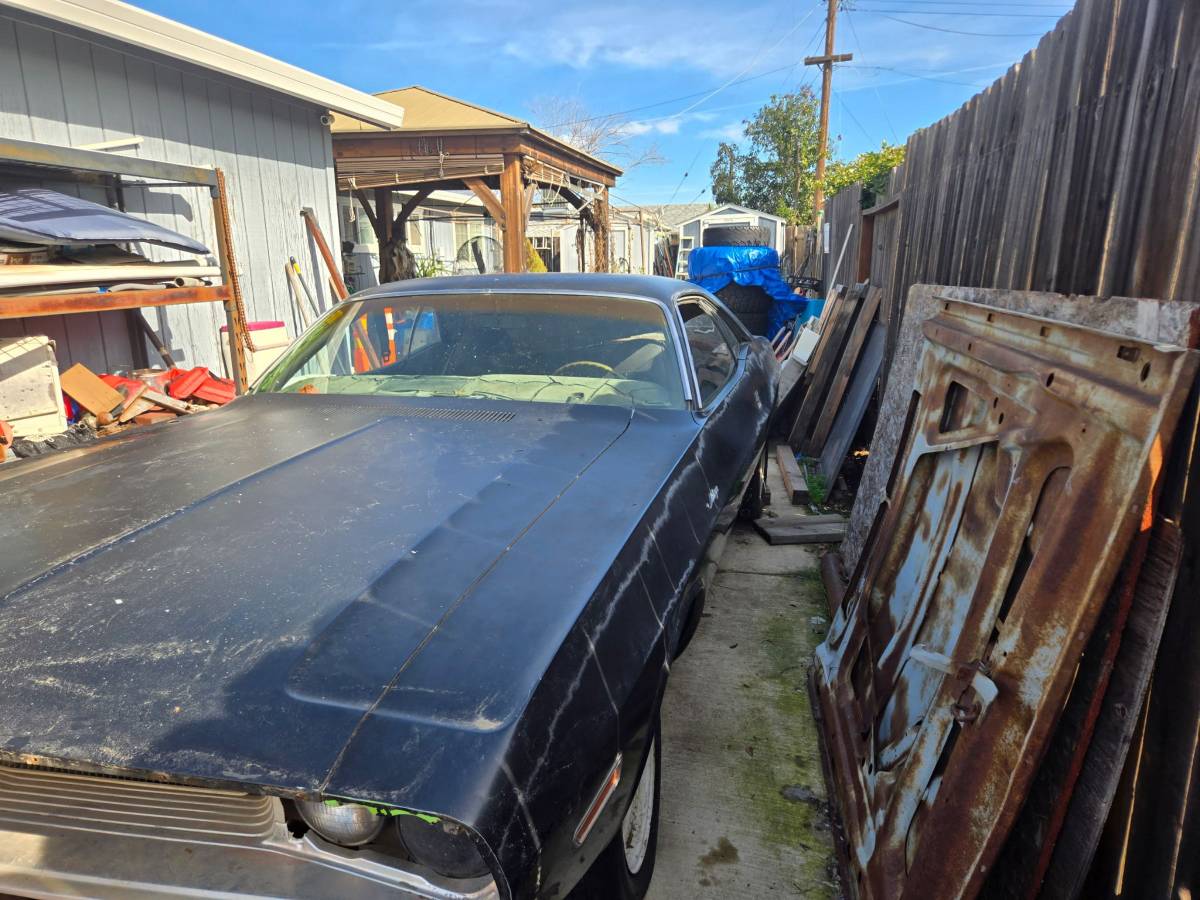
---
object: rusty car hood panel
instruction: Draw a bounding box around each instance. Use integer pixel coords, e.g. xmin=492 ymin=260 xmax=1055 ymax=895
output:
xmin=813 ymin=300 xmax=1197 ymax=899
xmin=0 ymin=393 xmax=647 ymax=793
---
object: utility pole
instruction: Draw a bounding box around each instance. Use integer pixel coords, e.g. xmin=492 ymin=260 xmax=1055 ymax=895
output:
xmin=805 ymin=0 xmax=853 ymax=226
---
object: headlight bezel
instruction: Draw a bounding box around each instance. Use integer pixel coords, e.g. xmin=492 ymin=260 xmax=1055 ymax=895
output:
xmin=289 ymin=796 xmax=494 ymax=884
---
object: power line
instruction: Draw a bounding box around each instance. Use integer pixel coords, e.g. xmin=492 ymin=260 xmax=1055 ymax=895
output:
xmin=847 ymin=0 xmax=1067 ymax=6
xmin=669 ymin=2 xmax=822 ymax=121
xmin=838 ymin=62 xmax=994 ymax=87
xmin=665 ymin=147 xmax=705 ymax=206
xmin=854 ymin=7 xmax=1065 ymax=15
xmin=872 ymin=13 xmax=1047 ymax=35
xmin=835 ymin=90 xmax=876 ymax=144
xmin=843 ymin=9 xmax=900 ymax=143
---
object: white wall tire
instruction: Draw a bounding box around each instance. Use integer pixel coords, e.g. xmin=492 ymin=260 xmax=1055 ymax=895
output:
xmin=622 ymin=738 xmax=656 ymax=875
xmin=570 ymin=714 xmax=662 ymax=900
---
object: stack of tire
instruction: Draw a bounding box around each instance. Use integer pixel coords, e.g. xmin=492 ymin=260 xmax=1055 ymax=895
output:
xmin=702 ymin=224 xmax=774 ymax=337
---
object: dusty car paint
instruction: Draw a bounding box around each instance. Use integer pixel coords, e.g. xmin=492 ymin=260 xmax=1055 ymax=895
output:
xmin=812 ymin=300 xmax=1197 ymax=900
xmin=0 ymin=274 xmax=776 ymax=899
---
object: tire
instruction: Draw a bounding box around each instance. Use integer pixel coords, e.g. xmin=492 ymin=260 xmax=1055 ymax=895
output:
xmin=739 ymin=447 xmax=769 ymax=520
xmin=675 ymin=585 xmax=705 ymax=659
xmin=738 ymin=312 xmax=770 ymax=337
xmin=702 ymin=224 xmax=771 ymax=247
xmin=570 ymin=716 xmax=662 ymax=900
xmin=715 ymin=283 xmax=772 ymax=315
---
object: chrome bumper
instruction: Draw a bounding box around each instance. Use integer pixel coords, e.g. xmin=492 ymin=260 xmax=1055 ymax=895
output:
xmin=0 ymin=765 xmax=498 ymax=900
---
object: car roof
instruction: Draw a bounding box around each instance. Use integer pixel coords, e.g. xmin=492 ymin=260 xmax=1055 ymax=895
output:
xmin=351 ymin=273 xmax=708 ymax=308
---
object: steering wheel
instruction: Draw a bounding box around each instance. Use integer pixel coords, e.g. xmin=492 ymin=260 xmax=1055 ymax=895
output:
xmin=553 ymin=360 xmax=619 ymax=377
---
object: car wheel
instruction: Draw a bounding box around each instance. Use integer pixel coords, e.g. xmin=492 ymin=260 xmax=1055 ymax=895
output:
xmin=739 ymin=449 xmax=769 ymax=520
xmin=571 ymin=717 xmax=662 ymax=900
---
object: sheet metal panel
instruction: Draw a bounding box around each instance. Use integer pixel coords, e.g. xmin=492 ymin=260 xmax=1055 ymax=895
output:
xmin=813 ymin=299 xmax=1198 ymax=899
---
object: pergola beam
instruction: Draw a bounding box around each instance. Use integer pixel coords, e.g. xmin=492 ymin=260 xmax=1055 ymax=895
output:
xmin=395 ymin=187 xmax=433 ymax=228
xmin=463 ymin=177 xmax=507 ymax=227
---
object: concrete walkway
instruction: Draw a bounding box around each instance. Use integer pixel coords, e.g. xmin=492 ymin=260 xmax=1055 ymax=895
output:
xmin=648 ymin=465 xmax=840 ymax=899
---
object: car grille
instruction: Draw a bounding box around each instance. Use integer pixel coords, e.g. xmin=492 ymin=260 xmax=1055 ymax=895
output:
xmin=0 ymin=763 xmax=278 ymax=845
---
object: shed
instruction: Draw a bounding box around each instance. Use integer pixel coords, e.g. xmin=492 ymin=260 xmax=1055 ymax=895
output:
xmin=675 ymin=203 xmax=788 ymax=254
xmin=0 ymin=0 xmax=403 ymax=374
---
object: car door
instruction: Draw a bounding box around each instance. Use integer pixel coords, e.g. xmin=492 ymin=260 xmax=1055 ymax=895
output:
xmin=676 ymin=294 xmax=770 ymax=530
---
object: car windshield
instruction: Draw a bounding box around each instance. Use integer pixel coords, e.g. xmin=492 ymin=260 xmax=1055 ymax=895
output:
xmin=253 ymin=291 xmax=687 ymax=410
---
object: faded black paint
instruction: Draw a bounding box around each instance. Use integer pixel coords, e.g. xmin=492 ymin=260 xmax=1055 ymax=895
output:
xmin=0 ymin=274 xmax=776 ymax=898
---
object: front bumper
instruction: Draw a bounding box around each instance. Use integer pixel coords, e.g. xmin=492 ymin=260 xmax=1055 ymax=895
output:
xmin=0 ymin=765 xmax=499 ymax=900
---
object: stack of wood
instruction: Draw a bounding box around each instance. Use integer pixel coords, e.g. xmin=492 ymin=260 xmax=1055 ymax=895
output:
xmin=60 ymin=363 xmax=235 ymax=435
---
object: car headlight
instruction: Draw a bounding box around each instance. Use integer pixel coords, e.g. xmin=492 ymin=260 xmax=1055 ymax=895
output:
xmin=296 ymin=799 xmax=385 ymax=847
xmin=397 ymin=815 xmax=490 ymax=879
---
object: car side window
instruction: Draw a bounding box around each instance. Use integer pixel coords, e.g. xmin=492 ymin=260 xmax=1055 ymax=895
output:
xmin=678 ymin=300 xmax=736 ymax=407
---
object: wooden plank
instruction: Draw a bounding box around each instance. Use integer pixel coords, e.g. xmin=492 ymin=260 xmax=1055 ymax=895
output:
xmin=463 ymin=177 xmax=507 ymax=226
xmin=774 ymin=444 xmax=810 ymax=505
xmin=300 ymin=208 xmax=348 ymax=300
xmin=787 ymin=283 xmax=865 ymax=447
xmin=754 ymin=515 xmax=848 ymax=546
xmin=805 ymin=286 xmax=883 ymax=456
xmin=60 ymin=363 xmax=122 ymax=415
xmin=0 ymin=285 xmax=232 ymax=319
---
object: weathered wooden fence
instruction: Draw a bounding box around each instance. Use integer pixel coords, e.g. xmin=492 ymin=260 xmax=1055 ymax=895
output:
xmin=823 ymin=0 xmax=1200 ymax=384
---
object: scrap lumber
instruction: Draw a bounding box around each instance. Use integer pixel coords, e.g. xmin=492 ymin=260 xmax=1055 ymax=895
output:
xmin=132 ymin=411 xmax=177 ymax=426
xmin=141 ymin=388 xmax=191 ymax=415
xmin=60 ymin=363 xmax=123 ymax=416
xmin=754 ymin=513 xmax=847 ymax=545
xmin=774 ymin=444 xmax=810 ymax=504
xmin=117 ymin=395 xmax=155 ymax=423
xmin=804 ymin=286 xmax=883 ymax=455
xmin=787 ymin=283 xmax=866 ymax=446
xmin=816 ymin=322 xmax=886 ymax=483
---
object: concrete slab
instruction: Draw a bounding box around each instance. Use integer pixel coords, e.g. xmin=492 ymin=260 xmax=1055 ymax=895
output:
xmin=648 ymin=468 xmax=838 ymax=900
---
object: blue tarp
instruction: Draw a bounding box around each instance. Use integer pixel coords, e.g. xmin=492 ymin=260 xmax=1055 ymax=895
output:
xmin=686 ymin=245 xmax=822 ymax=336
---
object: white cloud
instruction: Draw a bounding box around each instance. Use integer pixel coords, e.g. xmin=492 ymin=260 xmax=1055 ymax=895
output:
xmin=699 ymin=122 xmax=746 ymax=141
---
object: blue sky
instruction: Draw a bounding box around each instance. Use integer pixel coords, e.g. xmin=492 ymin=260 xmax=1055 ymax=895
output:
xmin=138 ymin=0 xmax=1071 ymax=206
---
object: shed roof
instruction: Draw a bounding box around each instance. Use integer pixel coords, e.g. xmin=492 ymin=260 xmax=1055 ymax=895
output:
xmin=617 ymin=203 xmax=714 ymax=229
xmin=0 ymin=0 xmax=407 ymax=129
xmin=673 ymin=203 xmax=787 ymax=228
xmin=676 ymin=204 xmax=787 ymax=229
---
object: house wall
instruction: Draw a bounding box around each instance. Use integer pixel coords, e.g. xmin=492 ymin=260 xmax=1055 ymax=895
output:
xmin=0 ymin=9 xmax=340 ymax=374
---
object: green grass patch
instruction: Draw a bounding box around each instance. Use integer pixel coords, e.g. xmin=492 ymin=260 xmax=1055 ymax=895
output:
xmin=733 ymin=569 xmax=837 ymax=895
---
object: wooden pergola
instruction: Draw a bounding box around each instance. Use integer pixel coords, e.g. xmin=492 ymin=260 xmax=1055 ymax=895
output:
xmin=331 ymin=87 xmax=622 ymax=276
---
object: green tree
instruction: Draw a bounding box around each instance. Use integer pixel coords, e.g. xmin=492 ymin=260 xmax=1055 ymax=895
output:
xmin=711 ymin=142 xmax=739 ymax=205
xmin=707 ymin=89 xmax=822 ymax=223
xmin=824 ymin=142 xmax=906 ymax=207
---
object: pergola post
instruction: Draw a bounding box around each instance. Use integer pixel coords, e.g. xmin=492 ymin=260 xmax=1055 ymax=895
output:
xmin=593 ymin=187 xmax=611 ymax=273
xmin=500 ymin=153 xmax=526 ymax=273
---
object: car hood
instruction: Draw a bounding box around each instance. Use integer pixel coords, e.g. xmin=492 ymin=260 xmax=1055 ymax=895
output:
xmin=0 ymin=393 xmax=633 ymax=793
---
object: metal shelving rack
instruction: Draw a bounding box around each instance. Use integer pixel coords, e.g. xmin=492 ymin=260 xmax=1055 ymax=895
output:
xmin=0 ymin=137 xmax=251 ymax=391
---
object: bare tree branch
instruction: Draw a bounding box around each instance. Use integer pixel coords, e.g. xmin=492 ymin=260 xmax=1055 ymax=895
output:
xmin=529 ymin=96 xmax=665 ymax=171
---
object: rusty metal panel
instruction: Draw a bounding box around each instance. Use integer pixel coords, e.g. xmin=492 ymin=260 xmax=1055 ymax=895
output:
xmin=812 ymin=299 xmax=1198 ymax=900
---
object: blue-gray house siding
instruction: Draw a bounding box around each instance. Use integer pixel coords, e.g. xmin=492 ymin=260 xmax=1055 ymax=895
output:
xmin=0 ymin=8 xmax=340 ymax=373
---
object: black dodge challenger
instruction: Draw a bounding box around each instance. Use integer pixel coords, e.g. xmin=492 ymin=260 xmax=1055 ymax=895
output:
xmin=0 ymin=274 xmax=777 ymax=899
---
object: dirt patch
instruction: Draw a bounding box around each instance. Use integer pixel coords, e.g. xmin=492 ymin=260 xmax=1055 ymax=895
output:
xmin=699 ymin=836 xmax=740 ymax=867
